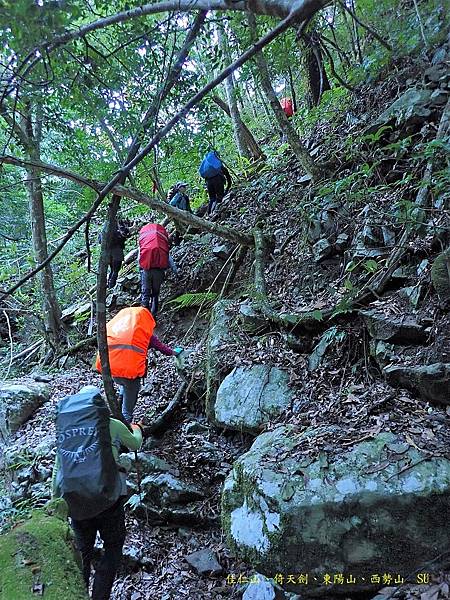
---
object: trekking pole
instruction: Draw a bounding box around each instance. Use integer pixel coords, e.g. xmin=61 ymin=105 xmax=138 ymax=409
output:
xmin=135 ymin=449 xmax=143 ymax=499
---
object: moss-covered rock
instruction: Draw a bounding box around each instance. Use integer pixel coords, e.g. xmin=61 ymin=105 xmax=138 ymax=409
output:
xmin=431 ymin=247 xmax=450 ymax=302
xmin=222 ymin=426 xmax=450 ymax=595
xmin=0 ymin=499 xmax=87 ymax=600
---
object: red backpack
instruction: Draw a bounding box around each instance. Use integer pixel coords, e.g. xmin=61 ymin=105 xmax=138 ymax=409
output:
xmin=280 ymin=97 xmax=294 ymax=118
xmin=139 ymin=223 xmax=169 ymax=270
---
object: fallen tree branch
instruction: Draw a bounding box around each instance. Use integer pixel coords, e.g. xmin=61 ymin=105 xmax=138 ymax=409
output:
xmin=143 ymin=382 xmax=187 ymax=436
xmin=2 ymin=154 xmax=254 ymax=247
xmin=54 ymin=335 xmax=96 ymax=360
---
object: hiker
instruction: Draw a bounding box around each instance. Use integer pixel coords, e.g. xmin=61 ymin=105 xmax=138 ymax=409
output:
xmin=138 ymin=222 xmax=178 ymax=317
xmin=169 ymin=182 xmax=192 ymax=245
xmin=52 ymin=385 xmax=143 ymax=600
xmin=199 ymin=150 xmax=232 ymax=215
xmin=280 ymin=97 xmax=294 ymax=118
xmin=99 ymin=218 xmax=130 ymax=289
xmin=96 ymin=306 xmax=183 ymax=423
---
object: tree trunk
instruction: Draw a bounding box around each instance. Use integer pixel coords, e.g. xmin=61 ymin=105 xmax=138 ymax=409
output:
xmin=218 ymin=27 xmax=253 ymax=160
xmin=298 ymin=25 xmax=331 ymax=107
xmin=247 ymin=13 xmax=319 ymax=179
xmin=212 ymin=95 xmax=265 ymax=160
xmin=23 ymin=109 xmax=64 ymax=351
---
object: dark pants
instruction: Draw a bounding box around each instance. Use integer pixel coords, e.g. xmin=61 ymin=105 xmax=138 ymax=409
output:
xmin=71 ymin=498 xmax=126 ymax=600
xmin=206 ymin=174 xmax=225 ymax=215
xmin=141 ymin=268 xmax=165 ymax=316
xmin=108 ymin=246 xmax=124 ymax=289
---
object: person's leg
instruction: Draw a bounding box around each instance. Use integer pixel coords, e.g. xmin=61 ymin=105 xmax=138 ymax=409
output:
xmin=115 ymin=377 xmax=141 ymax=423
xmin=108 ymin=258 xmax=122 ymax=289
xmin=206 ymin=180 xmax=217 ymax=215
xmin=92 ymin=499 xmax=126 ymax=600
xmin=149 ymin=269 xmax=164 ymax=317
xmin=71 ymin=517 xmax=97 ymax=590
xmin=140 ymin=269 xmax=151 ymax=309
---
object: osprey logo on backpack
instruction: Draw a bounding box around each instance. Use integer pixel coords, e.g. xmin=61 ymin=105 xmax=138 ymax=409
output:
xmin=199 ymin=151 xmax=223 ymax=179
xmin=56 ymin=388 xmax=122 ymax=520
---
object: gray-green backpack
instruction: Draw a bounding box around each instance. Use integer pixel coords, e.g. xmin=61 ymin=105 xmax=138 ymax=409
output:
xmin=55 ymin=388 xmax=122 ymax=520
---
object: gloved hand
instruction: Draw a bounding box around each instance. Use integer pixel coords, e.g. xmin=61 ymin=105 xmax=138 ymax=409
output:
xmin=132 ymin=422 xmax=145 ymax=436
xmin=173 ymin=347 xmax=184 ymax=357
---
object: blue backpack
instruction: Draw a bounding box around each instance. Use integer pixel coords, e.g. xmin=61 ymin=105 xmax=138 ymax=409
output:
xmin=199 ymin=151 xmax=223 ymax=179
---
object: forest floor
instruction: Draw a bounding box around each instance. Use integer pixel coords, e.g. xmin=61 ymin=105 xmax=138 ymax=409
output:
xmin=3 ymin=46 xmax=450 ymax=600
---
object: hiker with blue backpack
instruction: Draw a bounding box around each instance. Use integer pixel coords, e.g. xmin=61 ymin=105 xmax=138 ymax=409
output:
xmin=52 ymin=385 xmax=143 ymax=600
xmin=169 ymin=181 xmax=192 ymax=245
xmin=199 ymin=150 xmax=232 ymax=215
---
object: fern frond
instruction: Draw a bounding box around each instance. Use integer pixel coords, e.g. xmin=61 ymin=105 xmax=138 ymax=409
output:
xmin=165 ymin=292 xmax=218 ymax=310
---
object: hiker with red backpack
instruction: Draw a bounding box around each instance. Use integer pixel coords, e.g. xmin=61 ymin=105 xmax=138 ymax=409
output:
xmin=199 ymin=150 xmax=232 ymax=216
xmin=138 ymin=222 xmax=178 ymax=317
xmin=96 ymin=306 xmax=183 ymax=423
xmin=52 ymin=385 xmax=143 ymax=600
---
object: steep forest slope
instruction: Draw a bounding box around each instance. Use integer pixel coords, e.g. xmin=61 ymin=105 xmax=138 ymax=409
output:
xmin=0 ymin=2 xmax=449 ymax=600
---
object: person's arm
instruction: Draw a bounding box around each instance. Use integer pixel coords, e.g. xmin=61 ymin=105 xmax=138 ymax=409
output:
xmin=150 ymin=334 xmax=174 ymax=355
xmin=222 ymin=165 xmax=232 ymax=192
xmin=168 ymin=254 xmax=178 ymax=275
xmin=110 ymin=418 xmax=143 ymax=451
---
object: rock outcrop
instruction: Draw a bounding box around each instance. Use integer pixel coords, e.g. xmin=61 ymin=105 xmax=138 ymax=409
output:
xmin=0 ymin=382 xmax=50 ymax=444
xmin=222 ymin=426 xmax=450 ymax=595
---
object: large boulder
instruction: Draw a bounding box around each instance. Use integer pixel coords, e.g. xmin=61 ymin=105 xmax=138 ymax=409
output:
xmin=367 ymin=88 xmax=434 ymax=133
xmin=222 ymin=426 xmax=450 ymax=595
xmin=214 ymin=365 xmax=293 ymax=434
xmin=0 ymin=382 xmax=50 ymax=444
xmin=0 ymin=499 xmax=87 ymax=600
xmin=431 ymin=247 xmax=450 ymax=303
xmin=361 ymin=310 xmax=428 ymax=344
xmin=384 ymin=362 xmax=450 ymax=404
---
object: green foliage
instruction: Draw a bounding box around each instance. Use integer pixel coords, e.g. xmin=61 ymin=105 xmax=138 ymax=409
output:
xmin=166 ymin=292 xmax=219 ymax=310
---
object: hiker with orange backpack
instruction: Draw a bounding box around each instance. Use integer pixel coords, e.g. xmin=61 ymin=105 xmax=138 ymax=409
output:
xmin=96 ymin=306 xmax=183 ymax=423
xmin=138 ymin=223 xmax=178 ymax=317
xmin=52 ymin=385 xmax=143 ymax=600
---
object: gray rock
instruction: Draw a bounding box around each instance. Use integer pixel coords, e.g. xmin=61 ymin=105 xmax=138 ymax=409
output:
xmin=368 ymin=88 xmax=434 ymax=133
xmin=424 ymin=64 xmax=447 ymax=83
xmin=312 ymin=238 xmax=333 ymax=262
xmin=335 ymin=233 xmax=350 ymax=252
xmin=370 ymin=340 xmax=398 ymax=369
xmin=239 ymin=302 xmax=268 ymax=333
xmin=125 ymin=452 xmax=179 ymax=477
xmin=205 ymin=300 xmax=235 ymax=419
xmin=183 ymin=421 xmax=210 ymax=435
xmin=361 ymin=310 xmax=428 ymax=344
xmin=398 ymin=286 xmax=422 ymax=309
xmin=222 ymin=426 xmax=450 ymax=595
xmin=430 ymin=88 xmax=448 ymax=105
xmin=431 ymin=46 xmax=448 ymax=64
xmin=242 ymin=578 xmax=276 ymax=600
xmin=384 ymin=363 xmax=450 ymax=405
xmin=308 ymin=327 xmax=346 ymax=371
xmin=0 ymin=382 xmax=50 ymax=443
xmin=185 ymin=548 xmax=222 ymax=575
xmin=212 ymin=244 xmax=231 ymax=260
xmin=141 ymin=473 xmax=204 ymax=506
xmin=214 ymin=365 xmax=293 ymax=434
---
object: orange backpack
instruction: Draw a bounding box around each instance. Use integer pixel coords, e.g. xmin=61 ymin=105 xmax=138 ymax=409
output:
xmin=96 ymin=307 xmax=155 ymax=379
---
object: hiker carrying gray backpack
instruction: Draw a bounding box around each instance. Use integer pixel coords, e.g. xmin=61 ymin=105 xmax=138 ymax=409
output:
xmin=52 ymin=385 xmax=143 ymax=600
